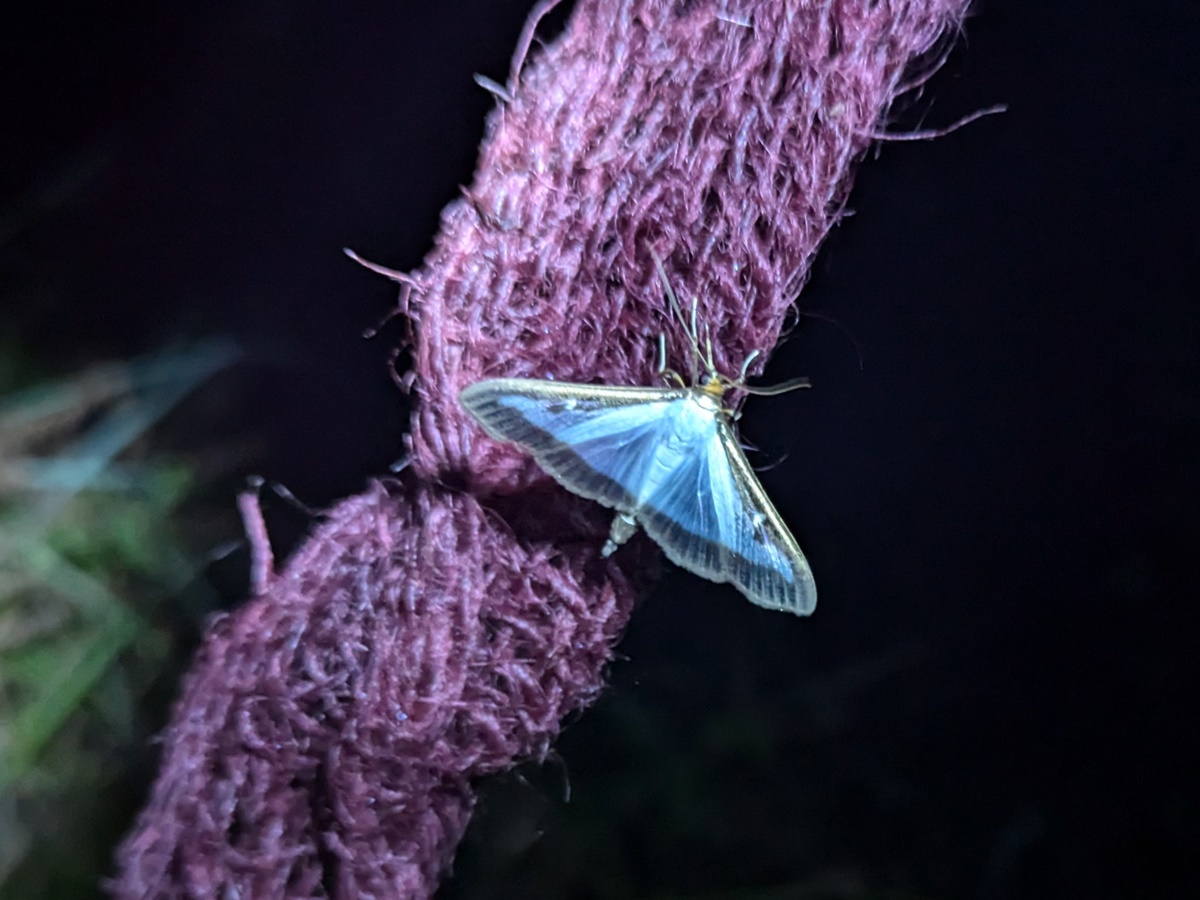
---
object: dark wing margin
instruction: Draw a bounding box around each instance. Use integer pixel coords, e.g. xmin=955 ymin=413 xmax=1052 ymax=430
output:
xmin=460 ymin=377 xmax=686 ymax=513
xmin=637 ymin=419 xmax=816 ymax=615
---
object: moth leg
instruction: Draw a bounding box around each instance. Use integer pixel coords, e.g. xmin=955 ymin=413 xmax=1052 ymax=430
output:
xmin=737 ymin=349 xmax=761 ymax=383
xmin=657 ymin=334 xmax=688 ymax=387
xmin=601 ymin=511 xmax=640 ymax=557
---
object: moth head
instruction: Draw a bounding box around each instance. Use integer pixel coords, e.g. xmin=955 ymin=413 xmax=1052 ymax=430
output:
xmin=646 ymin=245 xmax=810 ymax=400
xmin=699 ymin=373 xmax=728 ymax=399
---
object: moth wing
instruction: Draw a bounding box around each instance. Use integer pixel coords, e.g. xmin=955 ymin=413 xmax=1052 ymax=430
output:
xmin=460 ymin=377 xmax=688 ymax=512
xmin=638 ymin=418 xmax=816 ymax=615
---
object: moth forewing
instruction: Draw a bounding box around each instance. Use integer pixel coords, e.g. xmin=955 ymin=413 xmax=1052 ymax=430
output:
xmin=459 ymin=377 xmax=688 ymax=512
xmin=459 ymin=369 xmax=817 ymax=615
xmin=715 ymin=420 xmax=816 ymax=614
xmin=629 ymin=398 xmax=815 ymax=615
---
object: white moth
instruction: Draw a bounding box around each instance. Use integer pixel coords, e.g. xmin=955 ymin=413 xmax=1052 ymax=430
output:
xmin=459 ymin=255 xmax=816 ymax=616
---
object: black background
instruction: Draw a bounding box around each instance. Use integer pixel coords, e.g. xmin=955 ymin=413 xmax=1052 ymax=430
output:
xmin=2 ymin=1 xmax=1196 ymax=897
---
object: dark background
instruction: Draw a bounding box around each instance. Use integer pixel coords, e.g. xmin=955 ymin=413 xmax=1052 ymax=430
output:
xmin=2 ymin=0 xmax=1197 ymax=897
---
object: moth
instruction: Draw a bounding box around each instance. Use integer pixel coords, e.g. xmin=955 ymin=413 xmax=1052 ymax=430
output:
xmin=459 ymin=255 xmax=816 ymax=615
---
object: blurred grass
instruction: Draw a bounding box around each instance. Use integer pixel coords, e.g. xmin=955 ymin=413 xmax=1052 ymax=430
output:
xmin=0 ymin=341 xmax=236 ymax=897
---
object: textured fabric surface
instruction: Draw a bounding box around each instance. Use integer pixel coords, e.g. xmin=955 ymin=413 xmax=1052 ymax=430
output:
xmin=112 ymin=1 xmax=971 ymax=897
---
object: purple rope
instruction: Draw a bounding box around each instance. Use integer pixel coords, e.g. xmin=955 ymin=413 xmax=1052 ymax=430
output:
xmin=111 ymin=1 xmax=971 ymax=896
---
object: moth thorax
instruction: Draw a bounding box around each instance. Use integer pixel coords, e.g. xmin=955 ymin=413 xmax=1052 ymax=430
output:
xmin=692 ymin=384 xmax=725 ymax=413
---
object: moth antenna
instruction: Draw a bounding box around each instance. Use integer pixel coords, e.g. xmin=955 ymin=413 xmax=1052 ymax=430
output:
xmin=703 ymin=320 xmax=717 ymax=377
xmin=648 ymin=247 xmax=704 ymax=383
xmin=686 ymin=297 xmax=702 ymax=383
xmin=741 ymin=375 xmax=812 ymax=397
